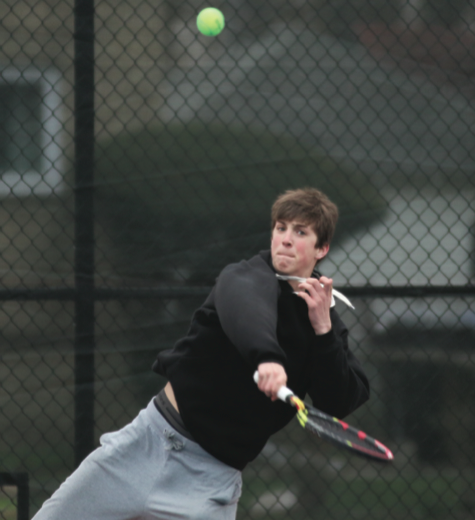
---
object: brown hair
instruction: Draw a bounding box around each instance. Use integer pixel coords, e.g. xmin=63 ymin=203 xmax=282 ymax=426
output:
xmin=271 ymin=187 xmax=339 ymax=248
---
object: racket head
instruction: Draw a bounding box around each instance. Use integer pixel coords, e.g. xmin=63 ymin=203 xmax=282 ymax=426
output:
xmin=289 ymin=396 xmax=393 ymax=462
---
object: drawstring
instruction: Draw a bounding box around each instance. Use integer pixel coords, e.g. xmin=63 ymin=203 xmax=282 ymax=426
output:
xmin=163 ymin=429 xmax=184 ymax=451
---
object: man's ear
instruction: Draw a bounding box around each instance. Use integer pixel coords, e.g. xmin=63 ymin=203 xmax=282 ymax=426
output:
xmin=315 ymin=243 xmax=330 ymax=261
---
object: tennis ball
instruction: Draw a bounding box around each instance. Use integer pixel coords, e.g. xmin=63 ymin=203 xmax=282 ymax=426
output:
xmin=196 ymin=7 xmax=225 ymax=37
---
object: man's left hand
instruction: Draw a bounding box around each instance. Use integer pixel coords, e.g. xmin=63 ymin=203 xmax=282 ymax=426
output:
xmin=295 ymin=276 xmax=333 ymax=335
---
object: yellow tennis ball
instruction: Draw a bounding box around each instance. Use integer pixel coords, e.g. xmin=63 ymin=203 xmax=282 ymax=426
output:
xmin=196 ymin=7 xmax=225 ymax=37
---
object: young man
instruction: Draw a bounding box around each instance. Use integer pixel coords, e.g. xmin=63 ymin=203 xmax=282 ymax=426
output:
xmin=33 ymin=187 xmax=369 ymax=520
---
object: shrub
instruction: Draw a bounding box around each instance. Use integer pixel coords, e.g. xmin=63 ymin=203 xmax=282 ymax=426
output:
xmin=95 ymin=121 xmax=386 ymax=284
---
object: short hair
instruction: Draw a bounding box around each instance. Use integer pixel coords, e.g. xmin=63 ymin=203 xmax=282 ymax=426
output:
xmin=271 ymin=187 xmax=339 ymax=248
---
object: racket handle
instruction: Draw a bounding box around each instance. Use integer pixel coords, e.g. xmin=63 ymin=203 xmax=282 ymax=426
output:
xmin=253 ymin=371 xmax=294 ymax=402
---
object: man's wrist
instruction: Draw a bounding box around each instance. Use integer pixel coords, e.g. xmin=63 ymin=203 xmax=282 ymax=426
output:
xmin=312 ymin=319 xmax=332 ymax=335
xmin=314 ymin=325 xmax=332 ymax=335
xmin=313 ymin=328 xmax=338 ymax=352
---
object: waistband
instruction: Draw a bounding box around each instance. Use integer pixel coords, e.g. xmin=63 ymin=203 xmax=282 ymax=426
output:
xmin=144 ymin=398 xmax=242 ymax=474
xmin=154 ymin=388 xmax=195 ymax=441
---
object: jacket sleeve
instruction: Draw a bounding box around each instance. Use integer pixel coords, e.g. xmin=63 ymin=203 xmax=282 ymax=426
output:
xmin=306 ymin=309 xmax=370 ymax=419
xmin=213 ymin=257 xmax=287 ymax=368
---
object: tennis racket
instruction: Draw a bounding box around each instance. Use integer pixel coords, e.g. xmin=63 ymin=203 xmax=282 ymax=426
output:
xmin=254 ymin=372 xmax=393 ymax=462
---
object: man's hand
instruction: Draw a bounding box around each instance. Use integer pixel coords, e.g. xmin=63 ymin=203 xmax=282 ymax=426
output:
xmin=295 ymin=276 xmax=333 ymax=335
xmin=256 ymin=362 xmax=287 ymax=401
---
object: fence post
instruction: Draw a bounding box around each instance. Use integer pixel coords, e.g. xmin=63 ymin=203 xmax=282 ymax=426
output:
xmin=73 ymin=0 xmax=96 ymax=467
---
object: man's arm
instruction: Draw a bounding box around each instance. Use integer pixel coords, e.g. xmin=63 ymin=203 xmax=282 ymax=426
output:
xmin=306 ymin=311 xmax=370 ymax=418
xmin=214 ymin=257 xmax=287 ymax=369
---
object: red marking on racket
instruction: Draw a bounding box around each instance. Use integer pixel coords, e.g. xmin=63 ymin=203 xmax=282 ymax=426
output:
xmin=376 ymin=440 xmax=394 ymax=460
xmin=358 ymin=431 xmax=367 ymax=440
xmin=290 ymin=397 xmax=305 ymax=411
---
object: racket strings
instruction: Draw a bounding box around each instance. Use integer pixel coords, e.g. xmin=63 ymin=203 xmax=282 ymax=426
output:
xmin=309 ymin=415 xmax=369 ymax=442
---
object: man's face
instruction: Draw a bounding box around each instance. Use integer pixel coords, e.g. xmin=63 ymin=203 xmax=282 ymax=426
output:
xmin=271 ymin=220 xmax=329 ymax=278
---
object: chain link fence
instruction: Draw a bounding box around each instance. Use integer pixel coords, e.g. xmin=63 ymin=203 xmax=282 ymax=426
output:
xmin=1 ymin=0 xmax=475 ymax=518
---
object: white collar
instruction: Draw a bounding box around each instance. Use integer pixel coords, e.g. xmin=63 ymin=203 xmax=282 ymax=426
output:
xmin=275 ymin=274 xmax=355 ymax=310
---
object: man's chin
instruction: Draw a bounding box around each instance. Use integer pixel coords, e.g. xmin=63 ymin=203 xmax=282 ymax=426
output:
xmin=272 ymin=260 xmax=294 ymax=274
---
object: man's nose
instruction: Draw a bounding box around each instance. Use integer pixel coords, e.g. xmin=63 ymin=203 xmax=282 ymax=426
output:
xmin=282 ymin=230 xmax=292 ymax=244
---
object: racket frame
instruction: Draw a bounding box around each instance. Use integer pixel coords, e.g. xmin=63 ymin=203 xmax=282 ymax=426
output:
xmin=253 ymin=372 xmax=393 ymax=462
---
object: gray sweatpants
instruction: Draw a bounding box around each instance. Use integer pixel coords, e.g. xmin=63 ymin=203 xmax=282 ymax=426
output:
xmin=32 ymin=399 xmax=242 ymax=520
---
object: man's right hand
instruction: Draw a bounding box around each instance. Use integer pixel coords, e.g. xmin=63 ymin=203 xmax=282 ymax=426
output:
xmin=256 ymin=362 xmax=287 ymax=401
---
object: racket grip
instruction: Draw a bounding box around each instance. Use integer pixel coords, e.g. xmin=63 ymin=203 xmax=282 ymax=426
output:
xmin=253 ymin=371 xmax=294 ymax=403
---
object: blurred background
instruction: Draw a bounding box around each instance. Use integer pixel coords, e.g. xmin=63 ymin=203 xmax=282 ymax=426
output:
xmin=1 ymin=0 xmax=474 ymax=518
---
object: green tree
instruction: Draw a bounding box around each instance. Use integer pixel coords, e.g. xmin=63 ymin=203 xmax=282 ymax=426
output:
xmin=95 ymin=121 xmax=386 ymax=284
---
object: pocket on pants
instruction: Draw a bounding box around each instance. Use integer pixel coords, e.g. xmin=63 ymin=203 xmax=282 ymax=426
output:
xmin=211 ymin=476 xmax=242 ymax=506
xmin=99 ymin=418 xmax=143 ymax=455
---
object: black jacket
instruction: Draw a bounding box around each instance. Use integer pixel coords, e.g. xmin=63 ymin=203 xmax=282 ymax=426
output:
xmin=153 ymin=250 xmax=369 ymax=469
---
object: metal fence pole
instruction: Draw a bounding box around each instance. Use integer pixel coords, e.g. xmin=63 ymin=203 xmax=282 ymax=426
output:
xmin=73 ymin=0 xmax=96 ymax=467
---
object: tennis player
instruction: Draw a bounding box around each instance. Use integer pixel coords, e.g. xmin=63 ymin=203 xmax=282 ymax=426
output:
xmin=33 ymin=187 xmax=369 ymax=520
